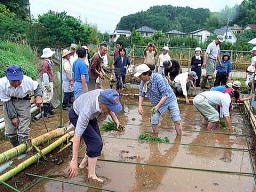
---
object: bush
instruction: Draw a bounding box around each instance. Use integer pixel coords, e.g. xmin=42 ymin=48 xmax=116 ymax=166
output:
xmin=0 ymin=40 xmax=39 ymax=79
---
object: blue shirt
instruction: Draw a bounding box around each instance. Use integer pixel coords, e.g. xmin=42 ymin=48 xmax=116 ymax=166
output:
xmin=210 ymin=85 xmax=227 ymax=92
xmin=72 ymin=58 xmax=89 ymax=82
xmin=139 ymin=73 xmax=177 ymax=114
xmin=216 ymin=60 xmax=232 ymax=73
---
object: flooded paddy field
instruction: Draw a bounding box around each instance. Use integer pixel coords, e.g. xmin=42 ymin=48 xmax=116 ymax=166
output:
xmin=0 ymin=98 xmax=255 ymax=192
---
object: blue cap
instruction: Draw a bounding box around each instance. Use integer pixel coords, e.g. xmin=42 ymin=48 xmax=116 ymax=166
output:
xmin=99 ymin=89 xmax=122 ymax=112
xmin=6 ymin=65 xmax=23 ymax=81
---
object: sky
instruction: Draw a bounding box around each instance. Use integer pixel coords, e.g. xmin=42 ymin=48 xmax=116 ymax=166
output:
xmin=30 ymin=0 xmax=244 ymax=33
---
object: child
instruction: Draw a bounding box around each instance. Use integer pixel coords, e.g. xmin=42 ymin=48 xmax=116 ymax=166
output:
xmin=214 ymin=52 xmax=232 ymax=86
xmin=191 ymin=47 xmax=203 ymax=87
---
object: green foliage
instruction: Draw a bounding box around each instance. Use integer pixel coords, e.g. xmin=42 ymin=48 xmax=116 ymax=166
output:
xmin=138 ymin=133 xmax=170 ymax=143
xmin=0 ymin=40 xmax=39 ymax=78
xmin=101 ymin=120 xmax=124 ymax=131
xmin=219 ymin=120 xmax=228 ymax=128
xmin=234 ymin=0 xmax=256 ymax=26
xmin=0 ymin=0 xmax=29 ymax=20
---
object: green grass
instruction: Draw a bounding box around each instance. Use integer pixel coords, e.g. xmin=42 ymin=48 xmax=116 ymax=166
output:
xmin=0 ymin=40 xmax=39 ymax=79
xmin=138 ymin=133 xmax=170 ymax=143
xmin=101 ymin=120 xmax=124 ymax=131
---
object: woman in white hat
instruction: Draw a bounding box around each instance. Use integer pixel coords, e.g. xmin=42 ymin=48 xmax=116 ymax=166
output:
xmin=251 ymin=47 xmax=256 ymax=67
xmin=41 ymin=48 xmax=55 ymax=117
xmin=191 ymin=47 xmax=203 ymax=87
xmin=158 ymin=46 xmax=171 ymax=75
xmin=246 ymin=65 xmax=255 ymax=89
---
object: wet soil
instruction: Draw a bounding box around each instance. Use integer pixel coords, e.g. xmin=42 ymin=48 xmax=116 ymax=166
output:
xmin=0 ymin=101 xmax=256 ymax=192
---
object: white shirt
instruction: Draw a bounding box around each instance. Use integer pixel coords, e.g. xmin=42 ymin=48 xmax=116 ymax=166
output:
xmin=246 ymin=73 xmax=256 ymax=87
xmin=206 ymin=41 xmax=220 ymax=60
xmin=158 ymin=53 xmax=171 ymax=67
xmin=174 ymin=72 xmax=190 ymax=97
xmin=201 ymin=91 xmax=231 ymax=117
xmin=251 ymin=56 xmax=256 ymax=67
xmin=0 ymin=76 xmax=39 ymax=102
xmin=102 ymin=55 xmax=108 ymax=67
xmin=70 ymin=53 xmax=78 ymax=66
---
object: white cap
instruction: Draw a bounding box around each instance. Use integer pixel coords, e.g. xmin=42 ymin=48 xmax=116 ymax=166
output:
xmin=251 ymin=47 xmax=256 ymax=52
xmin=195 ymin=47 xmax=202 ymax=52
xmin=233 ymin=81 xmax=241 ymax=88
xmin=41 ymin=48 xmax=55 ymax=58
xmin=226 ymin=82 xmax=233 ymax=88
xmin=163 ymin=46 xmax=169 ymax=51
xmin=217 ymin=35 xmax=224 ymax=42
xmin=247 ymin=65 xmax=255 ymax=73
xmin=134 ymin=64 xmax=150 ymax=77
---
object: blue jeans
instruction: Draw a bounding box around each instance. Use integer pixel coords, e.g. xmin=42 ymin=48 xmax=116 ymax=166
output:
xmin=74 ymin=81 xmax=85 ymax=99
xmin=151 ymin=100 xmax=181 ymax=125
xmin=69 ymin=107 xmax=103 ymax=157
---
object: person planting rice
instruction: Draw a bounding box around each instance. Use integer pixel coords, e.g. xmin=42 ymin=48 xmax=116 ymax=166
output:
xmin=134 ymin=64 xmax=182 ymax=135
xmin=68 ymin=89 xmax=122 ymax=182
xmin=0 ymin=65 xmax=43 ymax=146
xmin=193 ymin=91 xmax=239 ymax=130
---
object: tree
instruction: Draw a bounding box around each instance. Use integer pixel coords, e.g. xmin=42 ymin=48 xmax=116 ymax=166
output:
xmin=0 ymin=0 xmax=30 ymax=20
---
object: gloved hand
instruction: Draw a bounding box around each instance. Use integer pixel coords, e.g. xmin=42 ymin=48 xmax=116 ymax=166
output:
xmin=45 ymin=85 xmax=51 ymax=91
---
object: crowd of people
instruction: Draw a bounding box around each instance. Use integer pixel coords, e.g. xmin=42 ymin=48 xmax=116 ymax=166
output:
xmin=0 ymin=35 xmax=256 ymax=182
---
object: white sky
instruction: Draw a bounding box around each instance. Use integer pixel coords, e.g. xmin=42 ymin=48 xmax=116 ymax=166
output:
xmin=30 ymin=0 xmax=244 ymax=33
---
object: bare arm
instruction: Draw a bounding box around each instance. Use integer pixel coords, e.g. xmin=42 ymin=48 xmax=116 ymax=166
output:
xmin=203 ymin=52 xmax=208 ymax=66
xmin=81 ymin=75 xmax=88 ymax=92
xmin=225 ymin=116 xmax=233 ymax=130
xmin=68 ymin=135 xmax=81 ymax=177
xmin=138 ymin=96 xmax=144 ymax=115
xmin=110 ymin=111 xmax=120 ymax=127
xmin=155 ymin=96 xmax=168 ymax=111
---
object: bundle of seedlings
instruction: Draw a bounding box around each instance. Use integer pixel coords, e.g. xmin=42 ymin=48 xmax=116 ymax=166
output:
xmin=101 ymin=120 xmax=124 ymax=131
xmin=219 ymin=119 xmax=228 ymax=128
xmin=138 ymin=133 xmax=170 ymax=143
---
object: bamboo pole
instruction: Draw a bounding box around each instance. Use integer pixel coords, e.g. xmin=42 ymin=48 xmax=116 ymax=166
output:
xmin=0 ymin=131 xmax=74 ymax=182
xmin=0 ymin=128 xmax=66 ymax=164
xmin=244 ymin=101 xmax=256 ymax=134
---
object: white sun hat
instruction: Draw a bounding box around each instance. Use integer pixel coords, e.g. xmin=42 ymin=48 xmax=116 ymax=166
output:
xmin=134 ymin=64 xmax=150 ymax=77
xmin=163 ymin=46 xmax=169 ymax=51
xmin=247 ymin=65 xmax=255 ymax=73
xmin=195 ymin=47 xmax=202 ymax=52
xmin=41 ymin=48 xmax=55 ymax=58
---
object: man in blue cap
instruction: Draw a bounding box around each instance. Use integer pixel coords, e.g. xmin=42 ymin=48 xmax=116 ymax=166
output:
xmin=0 ymin=65 xmax=43 ymax=146
xmin=68 ymin=89 xmax=122 ymax=182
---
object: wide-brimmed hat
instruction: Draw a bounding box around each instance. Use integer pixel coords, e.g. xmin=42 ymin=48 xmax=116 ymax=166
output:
xmin=41 ymin=48 xmax=55 ymax=58
xmin=247 ymin=65 xmax=255 ymax=73
xmin=6 ymin=65 xmax=24 ymax=81
xmin=232 ymin=81 xmax=241 ymax=88
xmin=70 ymin=43 xmax=78 ymax=49
xmin=251 ymin=47 xmax=256 ymax=52
xmin=62 ymin=49 xmax=72 ymax=58
xmin=98 ymin=89 xmax=122 ymax=112
xmin=134 ymin=64 xmax=150 ymax=77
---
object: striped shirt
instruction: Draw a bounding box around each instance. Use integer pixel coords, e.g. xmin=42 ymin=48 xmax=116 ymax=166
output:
xmin=139 ymin=73 xmax=176 ymax=114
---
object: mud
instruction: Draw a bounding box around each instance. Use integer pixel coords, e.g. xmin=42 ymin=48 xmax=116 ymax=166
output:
xmin=0 ymin=102 xmax=255 ymax=192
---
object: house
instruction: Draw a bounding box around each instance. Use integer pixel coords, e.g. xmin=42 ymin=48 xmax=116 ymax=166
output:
xmin=166 ymin=30 xmax=187 ymax=38
xmin=109 ymin=29 xmax=131 ymax=42
xmin=136 ymin=26 xmax=156 ymax=37
xmin=189 ymin=29 xmax=211 ymax=43
xmin=244 ymin=24 xmax=256 ymax=30
xmin=230 ymin=24 xmax=243 ymax=34
xmin=214 ymin=26 xmax=237 ymax=44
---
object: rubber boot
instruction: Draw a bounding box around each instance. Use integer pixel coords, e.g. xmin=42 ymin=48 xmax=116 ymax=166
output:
xmin=48 ymin=103 xmax=54 ymax=115
xmin=18 ymin=136 xmax=28 ymax=145
xmin=43 ymin=103 xmax=49 ymax=117
xmin=9 ymin=135 xmax=19 ymax=147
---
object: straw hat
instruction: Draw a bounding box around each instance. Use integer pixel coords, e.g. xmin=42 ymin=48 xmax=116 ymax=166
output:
xmin=62 ymin=49 xmax=72 ymax=58
xmin=41 ymin=48 xmax=55 ymax=58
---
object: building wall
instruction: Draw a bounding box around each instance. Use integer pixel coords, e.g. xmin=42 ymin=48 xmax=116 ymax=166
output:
xmin=223 ymin=31 xmax=237 ymax=43
xmin=192 ymin=31 xmax=211 ymax=43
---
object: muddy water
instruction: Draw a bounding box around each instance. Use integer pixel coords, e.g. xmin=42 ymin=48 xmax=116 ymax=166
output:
xmin=2 ymin=102 xmax=255 ymax=192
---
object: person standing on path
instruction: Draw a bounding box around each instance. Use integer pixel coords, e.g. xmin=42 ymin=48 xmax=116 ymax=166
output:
xmin=0 ymin=65 xmax=43 ymax=146
xmin=72 ymin=47 xmax=89 ymax=99
xmin=41 ymin=48 xmax=55 ymax=117
xmin=68 ymin=89 xmax=122 ymax=182
xmin=134 ymin=64 xmax=182 ymax=135
xmin=144 ymin=43 xmax=158 ymax=71
xmin=191 ymin=47 xmax=203 ymax=87
xmin=62 ymin=49 xmax=74 ymax=109
xmin=202 ymin=35 xmax=224 ymax=87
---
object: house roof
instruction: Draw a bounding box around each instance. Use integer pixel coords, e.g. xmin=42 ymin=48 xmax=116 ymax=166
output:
xmin=114 ymin=29 xmax=131 ymax=33
xmin=166 ymin=30 xmax=186 ymax=35
xmin=136 ymin=26 xmax=156 ymax=33
xmin=230 ymin=24 xmax=242 ymax=30
xmin=245 ymin=24 xmax=256 ymax=29
xmin=190 ymin=29 xmax=210 ymax=34
xmin=214 ymin=26 xmax=232 ymax=33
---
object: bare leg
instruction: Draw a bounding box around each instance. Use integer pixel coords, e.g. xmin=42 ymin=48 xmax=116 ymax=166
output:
xmin=174 ymin=121 xmax=182 ymax=136
xmin=202 ymin=118 xmax=208 ymax=125
xmin=152 ymin=124 xmax=159 ymax=135
xmin=88 ymin=157 xmax=103 ymax=182
xmin=79 ymin=154 xmax=88 ymax=169
xmin=207 ymin=122 xmax=216 ymax=130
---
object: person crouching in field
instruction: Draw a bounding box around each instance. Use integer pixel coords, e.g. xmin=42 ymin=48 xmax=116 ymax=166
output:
xmin=134 ymin=64 xmax=182 ymax=135
xmin=68 ymin=89 xmax=122 ymax=182
xmin=214 ymin=52 xmax=232 ymax=86
xmin=0 ymin=65 xmax=42 ymax=146
xmin=193 ymin=91 xmax=239 ymax=130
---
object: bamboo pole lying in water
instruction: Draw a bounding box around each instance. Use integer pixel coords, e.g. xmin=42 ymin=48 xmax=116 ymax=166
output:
xmin=0 ymin=128 xmax=66 ymax=164
xmin=244 ymin=101 xmax=256 ymax=134
xmin=0 ymin=131 xmax=74 ymax=182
